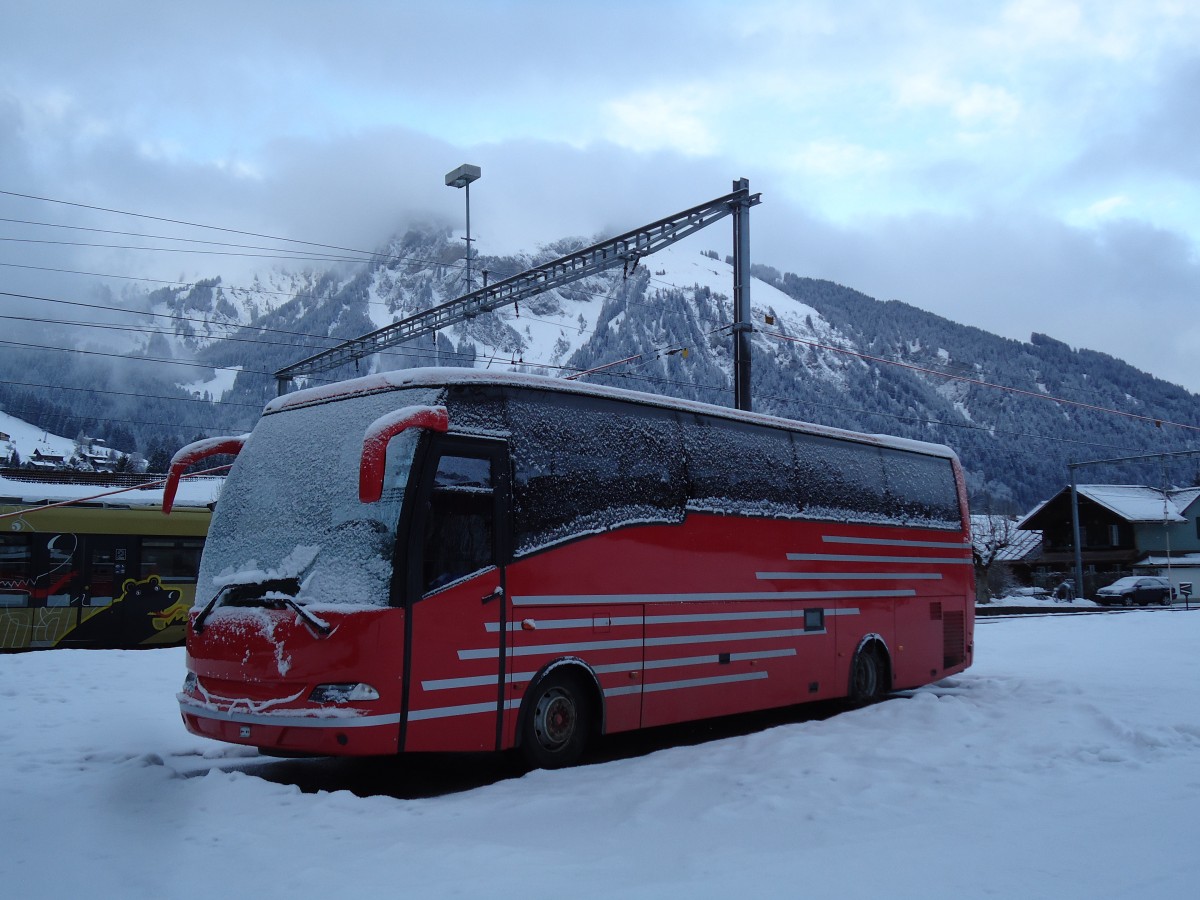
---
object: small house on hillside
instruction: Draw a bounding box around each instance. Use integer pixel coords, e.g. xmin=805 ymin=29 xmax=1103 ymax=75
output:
xmin=83 ymin=451 xmax=117 ymax=472
xmin=1018 ymin=484 xmax=1200 ymax=595
xmin=29 ymin=449 xmax=66 ymax=470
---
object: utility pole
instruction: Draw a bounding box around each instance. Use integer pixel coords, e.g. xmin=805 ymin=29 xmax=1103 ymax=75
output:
xmin=445 ymin=164 xmax=481 ymax=294
xmin=731 ymin=178 xmax=753 ymax=412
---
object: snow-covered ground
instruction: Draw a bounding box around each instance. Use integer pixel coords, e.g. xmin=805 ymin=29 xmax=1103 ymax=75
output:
xmin=982 ymin=592 xmax=1100 ymax=609
xmin=178 ymin=366 xmax=242 ymax=402
xmin=3 ymin=610 xmax=1198 ymax=898
xmin=0 ymin=410 xmax=77 ymax=462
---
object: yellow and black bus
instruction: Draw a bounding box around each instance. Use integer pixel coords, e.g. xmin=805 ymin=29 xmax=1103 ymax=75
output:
xmin=1 ymin=500 xmax=211 ymax=650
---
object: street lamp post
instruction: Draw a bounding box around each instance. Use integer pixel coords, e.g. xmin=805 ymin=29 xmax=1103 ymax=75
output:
xmin=445 ymin=163 xmax=481 ymax=294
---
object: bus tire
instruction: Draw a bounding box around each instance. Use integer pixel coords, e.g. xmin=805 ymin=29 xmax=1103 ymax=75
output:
xmin=849 ymin=644 xmax=886 ymax=704
xmin=520 ymin=672 xmax=593 ymax=770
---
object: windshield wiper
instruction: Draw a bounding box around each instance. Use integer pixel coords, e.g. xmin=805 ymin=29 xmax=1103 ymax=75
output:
xmin=193 ymin=584 xmax=233 ymax=635
xmin=265 ymin=592 xmax=332 ymax=636
xmin=193 ymin=577 xmax=307 ymax=635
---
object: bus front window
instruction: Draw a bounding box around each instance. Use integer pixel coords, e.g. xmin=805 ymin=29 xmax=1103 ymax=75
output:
xmin=197 ymin=387 xmax=440 ymax=611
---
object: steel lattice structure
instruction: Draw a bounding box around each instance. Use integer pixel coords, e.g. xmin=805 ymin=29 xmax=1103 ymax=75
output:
xmin=276 ymin=182 xmax=761 ymax=401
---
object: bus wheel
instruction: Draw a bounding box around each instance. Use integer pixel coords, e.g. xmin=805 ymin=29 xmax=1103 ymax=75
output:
xmin=849 ymin=646 xmax=885 ymax=704
xmin=521 ymin=673 xmax=592 ymax=770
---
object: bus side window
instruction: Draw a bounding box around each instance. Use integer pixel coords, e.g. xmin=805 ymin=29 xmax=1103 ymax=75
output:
xmin=422 ymin=454 xmax=495 ymax=595
xmin=0 ymin=534 xmax=32 ymax=607
xmin=506 ymin=390 xmax=686 ymax=555
xmin=140 ymin=538 xmax=204 ymax=583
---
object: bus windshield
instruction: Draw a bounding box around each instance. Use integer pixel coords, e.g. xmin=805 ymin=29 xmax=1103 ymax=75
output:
xmin=197 ymin=386 xmax=442 ymax=611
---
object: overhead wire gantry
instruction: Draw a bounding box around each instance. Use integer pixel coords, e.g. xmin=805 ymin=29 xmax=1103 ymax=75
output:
xmin=275 ymin=179 xmax=761 ymax=409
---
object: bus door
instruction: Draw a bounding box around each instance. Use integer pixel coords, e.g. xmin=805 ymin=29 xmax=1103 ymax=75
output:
xmin=28 ymin=532 xmax=83 ymax=648
xmin=401 ymin=436 xmax=510 ymax=753
xmin=62 ymin=535 xmax=137 ymax=647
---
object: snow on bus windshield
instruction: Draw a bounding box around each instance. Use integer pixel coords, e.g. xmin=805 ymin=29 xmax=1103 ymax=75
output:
xmin=197 ymin=387 xmax=442 ymax=610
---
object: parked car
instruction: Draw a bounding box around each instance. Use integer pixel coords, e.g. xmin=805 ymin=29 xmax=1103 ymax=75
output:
xmin=1094 ymin=576 xmax=1174 ymax=607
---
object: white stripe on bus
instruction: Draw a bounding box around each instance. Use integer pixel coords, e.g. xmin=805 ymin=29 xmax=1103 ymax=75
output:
xmin=646 ymin=610 xmax=807 ymax=624
xmin=603 ymin=684 xmax=642 ymax=698
xmin=459 ymin=637 xmax=642 ymax=660
xmin=407 ymin=698 xmax=522 ymax=722
xmin=822 ymin=535 xmax=970 ymax=550
xmin=785 ymin=553 xmax=972 ymax=565
xmin=754 ymin=571 xmax=943 ymax=580
xmin=641 ymin=648 xmax=797 ymax=669
xmin=458 ymin=626 xmax=835 ymax=660
xmin=511 ymin=589 xmax=915 ymax=606
xmin=487 ymin=607 xmax=858 ymax=634
xmin=415 ymin=673 xmax=774 ymax=720
xmin=422 ymin=648 xmax=801 ymax=691
xmin=486 ymin=615 xmax=642 ymax=633
xmin=640 ymin=671 xmax=769 ymax=694
xmin=647 ymin=627 xmax=821 ymax=648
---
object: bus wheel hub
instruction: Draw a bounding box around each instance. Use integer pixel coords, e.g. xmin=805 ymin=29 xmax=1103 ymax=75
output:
xmin=534 ymin=688 xmax=575 ymax=748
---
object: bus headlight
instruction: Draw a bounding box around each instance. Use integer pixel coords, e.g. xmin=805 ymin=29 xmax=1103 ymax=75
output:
xmin=181 ymin=672 xmax=198 ymax=695
xmin=309 ymin=683 xmax=380 ymax=703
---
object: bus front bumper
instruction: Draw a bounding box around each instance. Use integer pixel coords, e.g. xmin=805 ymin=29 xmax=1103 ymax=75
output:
xmin=179 ymin=695 xmax=401 ymax=757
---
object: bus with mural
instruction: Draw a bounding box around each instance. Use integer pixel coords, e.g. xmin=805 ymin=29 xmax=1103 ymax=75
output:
xmin=1 ymin=475 xmax=214 ymax=650
xmin=171 ymin=369 xmax=974 ymax=768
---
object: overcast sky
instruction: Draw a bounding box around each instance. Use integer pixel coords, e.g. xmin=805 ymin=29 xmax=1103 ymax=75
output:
xmin=3 ymin=1 xmax=1200 ymax=390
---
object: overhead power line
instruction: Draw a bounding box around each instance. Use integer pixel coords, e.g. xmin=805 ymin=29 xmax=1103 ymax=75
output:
xmin=0 ymin=217 xmax=385 ymax=260
xmin=0 ymin=236 xmax=376 ymax=266
xmin=0 ymin=188 xmax=379 ymax=258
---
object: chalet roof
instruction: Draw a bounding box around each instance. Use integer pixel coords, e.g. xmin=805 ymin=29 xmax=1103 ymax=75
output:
xmin=1018 ymin=484 xmax=1193 ymax=529
xmin=1168 ymin=487 xmax=1200 ymax=514
xmin=1079 ymin=485 xmax=1190 ymax=523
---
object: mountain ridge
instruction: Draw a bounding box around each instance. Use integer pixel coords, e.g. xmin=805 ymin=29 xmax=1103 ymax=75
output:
xmin=1 ymin=226 xmax=1195 ymax=512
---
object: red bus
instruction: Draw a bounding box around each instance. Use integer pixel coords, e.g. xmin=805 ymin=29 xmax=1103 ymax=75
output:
xmin=172 ymin=369 xmax=974 ymax=768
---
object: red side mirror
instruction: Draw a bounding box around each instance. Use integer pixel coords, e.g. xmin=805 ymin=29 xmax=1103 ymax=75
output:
xmin=359 ymin=406 xmax=449 ymax=503
xmin=162 ymin=435 xmax=248 ymax=515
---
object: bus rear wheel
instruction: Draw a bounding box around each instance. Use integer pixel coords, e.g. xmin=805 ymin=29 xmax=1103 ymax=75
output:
xmin=521 ymin=673 xmax=593 ymax=770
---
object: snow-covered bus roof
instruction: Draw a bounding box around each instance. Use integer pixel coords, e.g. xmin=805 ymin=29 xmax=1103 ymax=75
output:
xmin=266 ymin=368 xmax=959 ymax=461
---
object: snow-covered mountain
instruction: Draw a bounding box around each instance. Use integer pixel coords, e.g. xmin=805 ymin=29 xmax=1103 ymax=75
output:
xmin=2 ymin=225 xmax=1197 ymax=510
